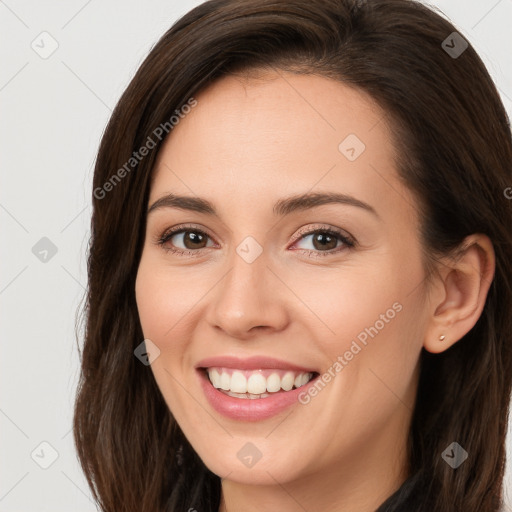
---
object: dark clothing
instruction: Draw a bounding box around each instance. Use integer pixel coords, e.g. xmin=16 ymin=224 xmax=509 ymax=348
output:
xmin=375 ymin=471 xmax=426 ymax=512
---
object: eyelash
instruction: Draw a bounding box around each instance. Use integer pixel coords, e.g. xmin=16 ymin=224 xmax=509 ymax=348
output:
xmin=154 ymin=223 xmax=356 ymax=258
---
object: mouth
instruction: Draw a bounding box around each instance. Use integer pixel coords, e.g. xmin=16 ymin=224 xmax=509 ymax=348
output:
xmin=202 ymin=367 xmax=318 ymax=399
xmin=195 ymin=355 xmax=320 ymax=421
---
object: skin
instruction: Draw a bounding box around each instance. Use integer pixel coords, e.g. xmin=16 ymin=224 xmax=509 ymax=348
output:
xmin=135 ymin=70 xmax=495 ymax=511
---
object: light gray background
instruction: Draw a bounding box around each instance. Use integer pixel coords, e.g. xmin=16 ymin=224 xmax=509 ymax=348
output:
xmin=1 ymin=1 xmax=511 ymax=510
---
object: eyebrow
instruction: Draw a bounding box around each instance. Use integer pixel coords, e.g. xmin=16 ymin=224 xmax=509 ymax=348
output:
xmin=147 ymin=191 xmax=379 ymax=218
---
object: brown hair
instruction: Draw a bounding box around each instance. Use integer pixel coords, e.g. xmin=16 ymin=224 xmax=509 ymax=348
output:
xmin=73 ymin=0 xmax=512 ymax=510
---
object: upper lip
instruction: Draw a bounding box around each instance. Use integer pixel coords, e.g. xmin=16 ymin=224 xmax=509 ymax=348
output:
xmin=196 ymin=355 xmax=317 ymax=373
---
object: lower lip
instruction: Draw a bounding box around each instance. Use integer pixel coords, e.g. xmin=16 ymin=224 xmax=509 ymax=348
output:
xmin=198 ymin=370 xmax=317 ymax=421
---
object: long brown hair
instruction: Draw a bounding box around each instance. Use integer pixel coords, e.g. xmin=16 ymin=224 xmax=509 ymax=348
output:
xmin=73 ymin=1 xmax=512 ymax=510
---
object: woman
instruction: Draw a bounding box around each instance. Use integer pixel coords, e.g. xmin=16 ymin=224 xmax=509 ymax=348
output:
xmin=73 ymin=0 xmax=512 ymax=510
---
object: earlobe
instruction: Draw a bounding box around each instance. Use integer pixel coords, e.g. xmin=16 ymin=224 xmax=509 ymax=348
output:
xmin=423 ymin=234 xmax=495 ymax=354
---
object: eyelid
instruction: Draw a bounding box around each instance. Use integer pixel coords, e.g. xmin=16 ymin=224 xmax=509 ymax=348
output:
xmin=153 ymin=223 xmax=218 ymax=257
xmin=289 ymin=223 xmax=356 ymax=247
xmin=154 ymin=222 xmax=356 ymax=256
xmin=157 ymin=223 xmax=217 ymax=243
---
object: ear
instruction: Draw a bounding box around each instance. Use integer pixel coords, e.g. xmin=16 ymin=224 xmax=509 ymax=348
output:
xmin=423 ymin=234 xmax=495 ymax=354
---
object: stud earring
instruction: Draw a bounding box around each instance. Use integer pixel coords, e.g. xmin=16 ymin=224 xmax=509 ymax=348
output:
xmin=439 ymin=335 xmax=446 ymax=341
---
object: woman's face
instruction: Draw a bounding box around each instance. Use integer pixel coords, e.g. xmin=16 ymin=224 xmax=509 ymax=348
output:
xmin=135 ymin=71 xmax=431 ymax=487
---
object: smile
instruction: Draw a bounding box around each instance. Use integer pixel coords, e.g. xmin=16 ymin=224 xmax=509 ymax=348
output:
xmin=196 ymin=356 xmax=320 ymax=420
xmin=206 ymin=367 xmax=315 ymax=399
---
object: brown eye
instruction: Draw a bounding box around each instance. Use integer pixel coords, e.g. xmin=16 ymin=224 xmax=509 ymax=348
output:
xmin=293 ymin=228 xmax=353 ymax=254
xmin=180 ymin=231 xmax=208 ymax=249
xmin=158 ymin=227 xmax=215 ymax=253
xmin=311 ymin=232 xmax=338 ymax=251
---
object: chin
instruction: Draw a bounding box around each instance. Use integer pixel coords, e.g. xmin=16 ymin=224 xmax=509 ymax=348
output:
xmin=193 ymin=438 xmax=309 ymax=486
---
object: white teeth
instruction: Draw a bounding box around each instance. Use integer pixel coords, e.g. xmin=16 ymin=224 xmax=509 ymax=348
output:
xmin=226 ymin=390 xmax=271 ymax=399
xmin=209 ymin=368 xmax=221 ymax=388
xmin=230 ymin=371 xmax=247 ymax=393
xmin=281 ymin=372 xmax=295 ymax=391
xmin=266 ymin=373 xmax=281 ymax=392
xmin=206 ymin=368 xmax=314 ymax=395
xmin=247 ymin=373 xmax=267 ymax=394
xmin=220 ymin=372 xmax=230 ymax=391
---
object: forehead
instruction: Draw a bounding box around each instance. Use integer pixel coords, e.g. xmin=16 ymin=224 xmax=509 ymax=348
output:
xmin=149 ymin=71 xmax=413 ymax=220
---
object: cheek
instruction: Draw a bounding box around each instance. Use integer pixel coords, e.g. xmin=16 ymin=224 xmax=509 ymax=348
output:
xmin=135 ymin=259 xmax=203 ymax=350
xmin=134 ymin=259 xmax=202 ymax=416
xmin=285 ymin=249 xmax=427 ymax=409
xmin=290 ymin=259 xmax=422 ymax=351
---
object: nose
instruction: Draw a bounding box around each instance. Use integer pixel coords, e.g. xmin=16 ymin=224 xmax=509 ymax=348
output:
xmin=205 ymin=246 xmax=290 ymax=340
